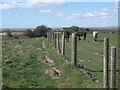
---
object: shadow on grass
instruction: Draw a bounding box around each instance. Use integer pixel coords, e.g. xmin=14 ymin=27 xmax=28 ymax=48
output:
xmin=76 ymin=64 xmax=119 ymax=72
xmin=97 ymin=40 xmax=104 ymax=42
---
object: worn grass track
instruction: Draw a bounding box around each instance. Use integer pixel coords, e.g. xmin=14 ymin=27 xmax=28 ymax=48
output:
xmin=2 ymin=37 xmax=56 ymax=88
xmin=2 ymin=32 xmax=118 ymax=88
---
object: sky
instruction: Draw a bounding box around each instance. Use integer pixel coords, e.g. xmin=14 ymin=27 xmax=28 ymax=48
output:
xmin=0 ymin=0 xmax=119 ymax=28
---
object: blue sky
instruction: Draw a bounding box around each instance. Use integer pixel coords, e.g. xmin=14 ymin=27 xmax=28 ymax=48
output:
xmin=0 ymin=0 xmax=118 ymax=28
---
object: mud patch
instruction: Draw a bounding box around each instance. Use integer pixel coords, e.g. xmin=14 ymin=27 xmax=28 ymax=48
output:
xmin=35 ymin=38 xmax=39 ymax=39
xmin=94 ymin=51 xmax=103 ymax=55
xmin=37 ymin=56 xmax=45 ymax=61
xmin=43 ymin=56 xmax=55 ymax=66
xmin=45 ymin=68 xmax=61 ymax=79
xmin=78 ymin=59 xmax=90 ymax=63
xmin=37 ymin=56 xmax=55 ymax=66
xmin=36 ymin=48 xmax=42 ymax=50
xmin=44 ymin=51 xmax=48 ymax=55
xmin=79 ymin=59 xmax=86 ymax=63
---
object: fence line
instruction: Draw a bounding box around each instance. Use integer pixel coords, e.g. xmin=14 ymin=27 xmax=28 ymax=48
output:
xmin=47 ymin=32 xmax=117 ymax=88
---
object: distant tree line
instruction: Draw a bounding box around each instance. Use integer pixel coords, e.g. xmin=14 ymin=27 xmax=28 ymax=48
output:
xmin=6 ymin=25 xmax=91 ymax=38
xmin=63 ymin=26 xmax=90 ymax=34
xmin=24 ymin=25 xmax=51 ymax=38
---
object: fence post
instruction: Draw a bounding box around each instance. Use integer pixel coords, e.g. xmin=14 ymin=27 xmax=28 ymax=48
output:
xmin=54 ymin=32 xmax=56 ymax=48
xmin=47 ymin=32 xmax=49 ymax=41
xmin=71 ymin=32 xmax=77 ymax=66
xmin=49 ymin=32 xmax=51 ymax=43
xmin=52 ymin=32 xmax=54 ymax=46
xmin=48 ymin=32 xmax=50 ymax=42
xmin=103 ymin=37 xmax=109 ymax=88
xmin=56 ymin=32 xmax=60 ymax=52
xmin=61 ymin=32 xmax=65 ymax=55
xmin=50 ymin=32 xmax=52 ymax=43
xmin=110 ymin=46 xmax=116 ymax=89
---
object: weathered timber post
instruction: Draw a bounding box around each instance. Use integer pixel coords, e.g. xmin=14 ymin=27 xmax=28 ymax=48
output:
xmin=48 ymin=32 xmax=50 ymax=42
xmin=50 ymin=32 xmax=52 ymax=43
xmin=47 ymin=32 xmax=49 ymax=41
xmin=53 ymin=32 xmax=55 ymax=47
xmin=56 ymin=32 xmax=60 ymax=52
xmin=54 ymin=32 xmax=57 ymax=48
xmin=49 ymin=32 xmax=50 ymax=42
xmin=110 ymin=46 xmax=116 ymax=89
xmin=103 ymin=37 xmax=109 ymax=88
xmin=71 ymin=32 xmax=77 ymax=66
xmin=61 ymin=32 xmax=65 ymax=55
xmin=52 ymin=32 xmax=54 ymax=46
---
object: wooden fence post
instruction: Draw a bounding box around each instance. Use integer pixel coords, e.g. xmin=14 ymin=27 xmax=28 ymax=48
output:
xmin=52 ymin=32 xmax=54 ymax=46
xmin=54 ymin=33 xmax=56 ymax=48
xmin=48 ymin=32 xmax=50 ymax=42
xmin=47 ymin=32 xmax=49 ymax=41
xmin=110 ymin=46 xmax=116 ymax=89
xmin=50 ymin=32 xmax=52 ymax=43
xmin=71 ymin=33 xmax=77 ymax=66
xmin=56 ymin=32 xmax=60 ymax=52
xmin=49 ymin=32 xmax=50 ymax=42
xmin=103 ymin=37 xmax=109 ymax=88
xmin=61 ymin=32 xmax=65 ymax=55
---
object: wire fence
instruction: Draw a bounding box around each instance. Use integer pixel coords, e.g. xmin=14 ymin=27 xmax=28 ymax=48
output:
xmin=47 ymin=31 xmax=118 ymax=88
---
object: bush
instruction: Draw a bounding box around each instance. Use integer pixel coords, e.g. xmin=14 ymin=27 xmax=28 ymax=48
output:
xmin=69 ymin=26 xmax=79 ymax=33
xmin=34 ymin=25 xmax=50 ymax=37
xmin=24 ymin=29 xmax=35 ymax=38
xmin=6 ymin=30 xmax=13 ymax=37
xmin=85 ymin=28 xmax=90 ymax=32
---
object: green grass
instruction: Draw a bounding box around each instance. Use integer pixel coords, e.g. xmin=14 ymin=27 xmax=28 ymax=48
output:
xmin=44 ymin=38 xmax=101 ymax=88
xmin=2 ymin=37 xmax=56 ymax=88
xmin=2 ymin=32 xmax=118 ymax=88
xmin=0 ymin=35 xmax=2 ymax=89
xmin=64 ymin=32 xmax=118 ymax=88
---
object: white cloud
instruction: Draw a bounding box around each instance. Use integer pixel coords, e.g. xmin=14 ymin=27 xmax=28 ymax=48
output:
xmin=0 ymin=1 xmax=18 ymax=10
xmin=82 ymin=12 xmax=95 ymax=17
xmin=98 ymin=8 xmax=117 ymax=19
xmin=55 ymin=13 xmax=63 ymax=16
xmin=55 ymin=8 xmax=117 ymax=20
xmin=26 ymin=0 xmax=65 ymax=3
xmin=15 ymin=13 xmax=19 ymax=16
xmin=72 ymin=13 xmax=81 ymax=18
xmin=0 ymin=0 xmax=65 ymax=10
xmin=56 ymin=13 xmax=73 ymax=20
xmin=39 ymin=9 xmax=52 ymax=14
xmin=56 ymin=12 xmax=95 ymax=20
xmin=101 ymin=16 xmax=109 ymax=19
xmin=25 ymin=13 xmax=33 ymax=16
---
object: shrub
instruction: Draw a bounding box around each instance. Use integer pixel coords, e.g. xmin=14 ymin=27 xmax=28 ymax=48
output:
xmin=24 ymin=29 xmax=35 ymax=38
xmin=33 ymin=25 xmax=50 ymax=37
xmin=6 ymin=30 xmax=13 ymax=37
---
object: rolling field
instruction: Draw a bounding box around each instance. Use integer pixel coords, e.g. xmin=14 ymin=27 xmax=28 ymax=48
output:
xmin=0 ymin=36 xmax=2 ymax=89
xmin=2 ymin=32 xmax=118 ymax=88
xmin=64 ymin=32 xmax=118 ymax=87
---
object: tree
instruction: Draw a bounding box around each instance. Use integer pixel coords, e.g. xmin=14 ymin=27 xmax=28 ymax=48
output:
xmin=34 ymin=25 xmax=49 ymax=37
xmin=6 ymin=29 xmax=13 ymax=37
xmin=24 ymin=29 xmax=35 ymax=38
xmin=85 ymin=28 xmax=90 ymax=32
xmin=69 ymin=26 xmax=79 ymax=33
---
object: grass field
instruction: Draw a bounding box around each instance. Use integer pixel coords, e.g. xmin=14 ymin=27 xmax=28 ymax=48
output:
xmin=0 ymin=36 xmax=2 ymax=89
xmin=64 ymin=32 xmax=118 ymax=87
xmin=2 ymin=32 xmax=118 ymax=88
